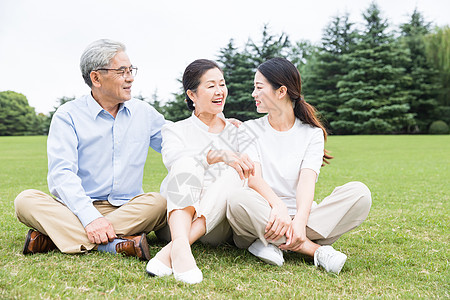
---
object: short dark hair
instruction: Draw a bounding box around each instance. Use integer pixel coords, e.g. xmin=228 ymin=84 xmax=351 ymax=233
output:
xmin=182 ymin=59 xmax=222 ymax=111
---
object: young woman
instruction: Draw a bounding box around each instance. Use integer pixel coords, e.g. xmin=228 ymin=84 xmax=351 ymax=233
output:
xmin=146 ymin=59 xmax=254 ymax=284
xmin=227 ymin=57 xmax=371 ymax=274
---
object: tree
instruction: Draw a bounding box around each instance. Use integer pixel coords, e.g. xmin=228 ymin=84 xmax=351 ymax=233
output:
xmin=333 ymin=3 xmax=414 ymax=134
xmin=135 ymin=90 xmax=166 ymax=117
xmin=216 ymin=26 xmax=292 ymax=121
xmin=302 ymin=13 xmax=357 ymax=132
xmin=424 ymin=25 xmax=450 ymax=124
xmin=0 ymin=91 xmax=43 ymax=136
xmin=148 ymin=89 xmax=165 ymax=115
xmin=248 ymin=24 xmax=291 ymax=66
xmin=399 ymin=9 xmax=441 ymax=132
xmin=288 ymin=39 xmax=317 ymax=74
xmin=217 ymin=39 xmax=257 ymax=120
xmin=163 ymin=91 xmax=192 ymax=122
xmin=48 ymin=96 xmax=75 ymax=119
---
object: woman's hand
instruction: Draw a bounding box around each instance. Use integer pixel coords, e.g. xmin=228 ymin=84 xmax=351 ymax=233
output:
xmin=227 ymin=118 xmax=242 ymax=128
xmin=207 ymin=150 xmax=255 ymax=180
xmin=279 ymin=216 xmax=307 ymax=252
xmin=264 ymin=202 xmax=291 ymax=242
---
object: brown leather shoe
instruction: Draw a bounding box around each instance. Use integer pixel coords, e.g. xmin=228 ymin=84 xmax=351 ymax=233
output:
xmin=116 ymin=233 xmax=151 ymax=261
xmin=23 ymin=229 xmax=57 ymax=255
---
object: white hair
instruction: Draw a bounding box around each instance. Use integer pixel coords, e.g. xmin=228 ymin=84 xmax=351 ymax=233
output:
xmin=80 ymin=39 xmax=126 ymax=87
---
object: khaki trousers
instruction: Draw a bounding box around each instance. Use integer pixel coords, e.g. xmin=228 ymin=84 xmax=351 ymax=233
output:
xmin=226 ymin=181 xmax=372 ymax=248
xmin=14 ymin=189 xmax=167 ymax=253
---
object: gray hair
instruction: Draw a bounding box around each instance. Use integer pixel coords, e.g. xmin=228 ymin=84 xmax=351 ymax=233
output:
xmin=80 ymin=39 xmax=126 ymax=87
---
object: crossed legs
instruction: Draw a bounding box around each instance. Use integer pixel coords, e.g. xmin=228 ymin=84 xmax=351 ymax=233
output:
xmin=155 ymin=207 xmax=206 ymax=272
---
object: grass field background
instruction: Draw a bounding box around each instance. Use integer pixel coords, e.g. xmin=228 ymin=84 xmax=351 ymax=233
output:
xmin=0 ymin=135 xmax=448 ymax=298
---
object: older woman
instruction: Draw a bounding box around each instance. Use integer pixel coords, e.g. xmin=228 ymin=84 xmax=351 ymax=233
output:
xmin=146 ymin=59 xmax=254 ymax=284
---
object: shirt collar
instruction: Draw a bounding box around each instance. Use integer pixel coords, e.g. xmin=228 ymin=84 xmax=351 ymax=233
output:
xmin=190 ymin=113 xmax=209 ymax=131
xmin=87 ymin=93 xmax=132 ymax=120
xmin=190 ymin=112 xmax=228 ymax=132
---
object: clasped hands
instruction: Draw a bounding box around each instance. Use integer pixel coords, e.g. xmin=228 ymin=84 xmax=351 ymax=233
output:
xmin=264 ymin=204 xmax=307 ymax=252
xmin=207 ymin=150 xmax=255 ymax=180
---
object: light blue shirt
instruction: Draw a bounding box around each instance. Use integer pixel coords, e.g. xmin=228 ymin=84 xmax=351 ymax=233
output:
xmin=47 ymin=94 xmax=165 ymax=227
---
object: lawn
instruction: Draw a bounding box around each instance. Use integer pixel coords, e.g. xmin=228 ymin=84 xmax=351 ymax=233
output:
xmin=0 ymin=135 xmax=448 ymax=299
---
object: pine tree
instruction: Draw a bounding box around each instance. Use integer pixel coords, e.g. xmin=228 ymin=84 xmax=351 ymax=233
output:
xmin=217 ymin=26 xmax=292 ymax=121
xmin=217 ymin=40 xmax=257 ymax=120
xmin=424 ymin=26 xmax=450 ymax=124
xmin=162 ymin=88 xmax=192 ymax=122
xmin=248 ymin=24 xmax=290 ymax=66
xmin=333 ymin=3 xmax=414 ymax=134
xmin=218 ymin=25 xmax=292 ymax=121
xmin=400 ymin=9 xmax=441 ymax=132
xmin=288 ymin=40 xmax=317 ymax=74
xmin=302 ymin=13 xmax=357 ymax=132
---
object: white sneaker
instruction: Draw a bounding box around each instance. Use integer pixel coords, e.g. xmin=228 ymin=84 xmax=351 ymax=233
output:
xmin=314 ymin=246 xmax=347 ymax=274
xmin=248 ymin=239 xmax=284 ymax=266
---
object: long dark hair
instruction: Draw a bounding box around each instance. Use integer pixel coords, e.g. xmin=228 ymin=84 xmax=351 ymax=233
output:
xmin=182 ymin=59 xmax=223 ymax=111
xmin=257 ymin=57 xmax=333 ymax=164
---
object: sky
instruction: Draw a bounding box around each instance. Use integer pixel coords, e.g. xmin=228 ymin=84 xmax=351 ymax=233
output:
xmin=1 ymin=0 xmax=449 ymax=114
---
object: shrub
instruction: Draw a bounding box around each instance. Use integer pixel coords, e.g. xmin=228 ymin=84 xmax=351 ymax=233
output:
xmin=429 ymin=120 xmax=450 ymax=134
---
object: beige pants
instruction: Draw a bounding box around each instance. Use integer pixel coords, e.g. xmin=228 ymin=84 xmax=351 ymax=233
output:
xmin=156 ymin=217 xmax=233 ymax=247
xmin=158 ymin=156 xmax=244 ymax=246
xmin=166 ymin=157 xmax=244 ymax=233
xmin=14 ymin=189 xmax=167 ymax=253
xmin=226 ymin=181 xmax=372 ymax=249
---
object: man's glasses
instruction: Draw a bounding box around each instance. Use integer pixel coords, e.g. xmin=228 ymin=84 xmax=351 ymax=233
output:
xmin=95 ymin=66 xmax=138 ymax=77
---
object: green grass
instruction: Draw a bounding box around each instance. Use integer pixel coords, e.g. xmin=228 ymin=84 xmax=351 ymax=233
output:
xmin=0 ymin=135 xmax=448 ymax=299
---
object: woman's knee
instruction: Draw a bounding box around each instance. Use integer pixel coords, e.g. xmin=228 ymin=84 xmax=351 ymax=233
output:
xmin=347 ymin=181 xmax=372 ymax=215
xmin=171 ymin=156 xmax=200 ymax=171
xmin=227 ymin=189 xmax=251 ymax=214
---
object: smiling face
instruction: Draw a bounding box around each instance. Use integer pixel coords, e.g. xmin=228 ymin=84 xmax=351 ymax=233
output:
xmin=252 ymin=71 xmax=278 ymax=114
xmin=93 ymin=51 xmax=134 ymax=106
xmin=188 ymin=67 xmax=228 ymax=117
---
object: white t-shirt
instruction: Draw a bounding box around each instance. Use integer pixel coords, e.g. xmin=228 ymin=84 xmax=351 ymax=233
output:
xmin=159 ymin=114 xmax=239 ymax=196
xmin=238 ymin=115 xmax=324 ymax=215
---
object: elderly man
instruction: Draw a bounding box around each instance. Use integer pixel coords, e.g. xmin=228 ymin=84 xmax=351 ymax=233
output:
xmin=14 ymin=39 xmax=167 ymax=260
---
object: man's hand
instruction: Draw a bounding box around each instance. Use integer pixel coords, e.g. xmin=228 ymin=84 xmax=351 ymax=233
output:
xmin=264 ymin=203 xmax=291 ymax=242
xmin=279 ymin=217 xmax=307 ymax=252
xmin=85 ymin=217 xmax=117 ymax=244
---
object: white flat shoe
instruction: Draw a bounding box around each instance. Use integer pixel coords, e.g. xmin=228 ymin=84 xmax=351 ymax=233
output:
xmin=173 ymin=266 xmax=203 ymax=284
xmin=146 ymin=257 xmax=173 ymax=277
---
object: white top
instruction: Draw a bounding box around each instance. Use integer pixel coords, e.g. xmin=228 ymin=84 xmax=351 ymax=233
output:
xmin=159 ymin=114 xmax=239 ymax=196
xmin=238 ymin=115 xmax=324 ymax=215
